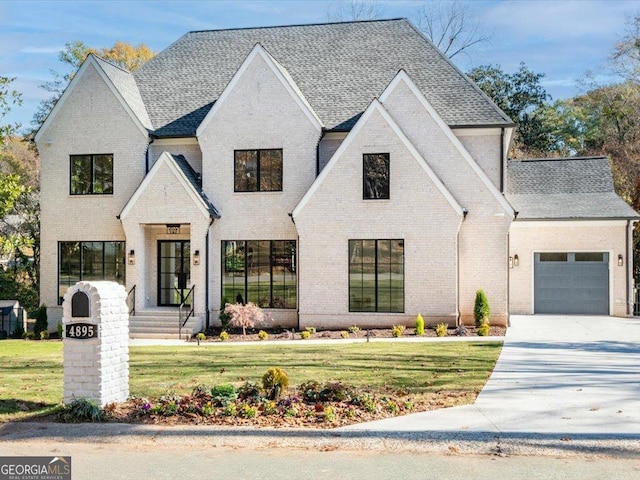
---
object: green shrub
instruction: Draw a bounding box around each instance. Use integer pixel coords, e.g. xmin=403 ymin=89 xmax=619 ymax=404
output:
xmin=348 ymin=325 xmax=360 ymax=334
xmin=11 ymin=323 xmax=24 ymax=339
xmin=196 ymin=332 xmax=206 ymax=342
xmin=219 ymin=331 xmax=229 ymax=342
xmin=300 ymin=380 xmax=322 ymax=402
xmin=391 ymin=325 xmax=405 ymax=338
xmin=237 ymin=381 xmax=262 ymax=403
xmin=262 ymin=367 xmax=289 ymax=400
xmin=340 ymin=330 xmax=349 ymax=338
xmin=191 ymin=384 xmax=211 ymax=397
xmin=261 ymin=400 xmax=278 ymax=416
xmin=319 ymin=382 xmax=350 ymax=402
xmin=435 ymin=323 xmax=448 ymax=337
xmin=474 ymin=289 xmax=490 ymax=326
xmin=300 ymin=330 xmax=311 ymax=340
xmin=237 ymin=403 xmax=258 ymax=418
xmin=211 ymin=384 xmax=237 ymax=405
xmin=33 ymin=305 xmax=48 ymax=338
xmin=222 ymin=403 xmax=237 ymax=416
xmin=478 ymin=323 xmax=490 ymax=336
xmin=57 ymin=322 xmax=63 ymax=339
xmin=22 ymin=331 xmax=34 ymax=340
xmin=40 ymin=330 xmax=50 ymax=340
xmin=60 ymin=398 xmax=104 ymax=422
xmin=258 ymin=330 xmax=269 ymax=341
xmin=219 ymin=297 xmax=231 ymax=330
xmin=415 ymin=314 xmax=425 ymax=336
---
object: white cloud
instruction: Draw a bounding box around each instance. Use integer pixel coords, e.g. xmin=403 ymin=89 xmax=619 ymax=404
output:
xmin=21 ymin=46 xmax=64 ymax=54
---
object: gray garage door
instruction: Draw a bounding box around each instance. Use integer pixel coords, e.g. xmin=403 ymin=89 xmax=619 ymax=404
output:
xmin=534 ymin=252 xmax=609 ymax=314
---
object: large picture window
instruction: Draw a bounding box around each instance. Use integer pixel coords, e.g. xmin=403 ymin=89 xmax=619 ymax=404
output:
xmin=58 ymin=241 xmax=125 ymax=304
xmin=222 ymin=240 xmax=296 ymax=309
xmin=234 ymin=149 xmax=283 ymax=192
xmin=363 ymin=153 xmax=390 ymax=199
xmin=349 ymin=239 xmax=404 ymax=312
xmin=70 ymin=154 xmax=113 ymax=195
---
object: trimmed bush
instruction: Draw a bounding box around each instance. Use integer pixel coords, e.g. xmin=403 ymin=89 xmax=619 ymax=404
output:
xmin=300 ymin=330 xmax=311 ymax=340
xmin=219 ymin=331 xmax=229 ymax=342
xmin=415 ymin=314 xmax=425 ymax=336
xmin=40 ymin=330 xmax=50 ymax=340
xmin=391 ymin=325 xmax=405 ymax=338
xmin=474 ymin=290 xmax=490 ymax=326
xmin=258 ymin=330 xmax=268 ymax=341
xmin=435 ymin=323 xmax=448 ymax=337
xmin=262 ymin=367 xmax=289 ymax=400
xmin=219 ymin=297 xmax=231 ymax=330
xmin=478 ymin=323 xmax=490 ymax=336
xmin=33 ymin=305 xmax=48 ymax=338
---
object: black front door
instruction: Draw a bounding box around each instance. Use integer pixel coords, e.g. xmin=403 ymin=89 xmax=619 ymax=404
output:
xmin=158 ymin=240 xmax=191 ymax=306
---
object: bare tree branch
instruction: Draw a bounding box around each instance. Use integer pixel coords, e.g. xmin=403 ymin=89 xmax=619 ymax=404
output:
xmin=325 ymin=0 xmax=385 ymax=22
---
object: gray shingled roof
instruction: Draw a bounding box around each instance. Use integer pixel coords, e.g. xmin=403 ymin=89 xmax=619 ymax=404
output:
xmin=170 ymin=154 xmax=220 ymax=217
xmin=133 ymin=19 xmax=512 ymax=137
xmin=93 ymin=56 xmax=153 ymax=130
xmin=507 ymin=157 xmax=639 ymax=220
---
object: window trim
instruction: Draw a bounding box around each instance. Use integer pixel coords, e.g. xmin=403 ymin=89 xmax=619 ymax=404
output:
xmin=348 ymin=239 xmax=404 ymax=313
xmin=69 ymin=153 xmax=114 ymax=195
xmin=233 ymin=149 xmax=283 ymax=192
xmin=363 ymin=153 xmax=390 ymax=200
xmin=57 ymin=241 xmax=125 ymax=305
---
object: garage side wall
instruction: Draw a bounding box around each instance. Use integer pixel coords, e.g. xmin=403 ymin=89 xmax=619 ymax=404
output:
xmin=509 ymin=221 xmax=629 ymax=316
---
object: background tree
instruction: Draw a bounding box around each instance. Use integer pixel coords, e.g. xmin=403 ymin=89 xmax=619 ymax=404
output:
xmin=325 ymin=0 xmax=385 ymax=22
xmin=610 ymin=12 xmax=640 ymax=85
xmin=0 ymin=76 xmax=22 ymax=144
xmin=416 ymin=0 xmax=490 ymax=59
xmin=31 ymin=40 xmax=155 ymax=134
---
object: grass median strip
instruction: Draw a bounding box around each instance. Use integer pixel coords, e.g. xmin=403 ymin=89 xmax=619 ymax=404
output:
xmin=0 ymin=340 xmax=502 ymax=422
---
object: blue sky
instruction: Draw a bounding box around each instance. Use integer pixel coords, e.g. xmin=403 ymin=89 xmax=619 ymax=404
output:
xmin=1 ymin=0 xmax=638 ymax=131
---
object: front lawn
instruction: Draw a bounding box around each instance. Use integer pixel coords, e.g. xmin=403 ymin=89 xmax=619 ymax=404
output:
xmin=0 ymin=339 xmax=502 ymax=424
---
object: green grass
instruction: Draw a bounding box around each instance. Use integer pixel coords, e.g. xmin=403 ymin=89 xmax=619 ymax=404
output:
xmin=0 ymin=339 xmax=502 ymax=421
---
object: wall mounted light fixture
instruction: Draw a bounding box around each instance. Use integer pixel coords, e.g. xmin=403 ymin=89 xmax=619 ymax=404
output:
xmin=513 ymin=254 xmax=519 ymax=267
xmin=193 ymin=250 xmax=200 ymax=266
xmin=128 ymin=250 xmax=135 ymax=266
xmin=618 ymin=254 xmax=624 ymax=267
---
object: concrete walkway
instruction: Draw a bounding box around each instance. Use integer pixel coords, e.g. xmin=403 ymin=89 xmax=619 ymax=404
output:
xmin=342 ymin=315 xmax=640 ymax=436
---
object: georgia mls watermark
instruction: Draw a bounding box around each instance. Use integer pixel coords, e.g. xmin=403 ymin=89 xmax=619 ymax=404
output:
xmin=0 ymin=457 xmax=71 ymax=480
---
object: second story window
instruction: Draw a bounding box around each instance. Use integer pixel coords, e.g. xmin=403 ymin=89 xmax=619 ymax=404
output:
xmin=363 ymin=153 xmax=390 ymax=200
xmin=70 ymin=154 xmax=113 ymax=195
xmin=234 ymin=149 xmax=283 ymax=192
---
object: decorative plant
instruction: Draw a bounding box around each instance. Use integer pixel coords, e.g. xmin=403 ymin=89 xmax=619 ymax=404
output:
xmin=40 ymin=330 xmax=50 ymax=340
xmin=305 ymin=326 xmax=316 ymax=335
xmin=219 ymin=331 xmax=229 ymax=342
xmin=474 ymin=289 xmax=490 ymax=326
xmin=262 ymin=367 xmax=289 ymax=400
xmin=478 ymin=322 xmax=490 ymax=336
xmin=211 ymin=383 xmax=237 ymax=405
xmin=300 ymin=330 xmax=311 ymax=340
xmin=196 ymin=332 xmax=206 ymax=344
xmin=57 ymin=322 xmax=63 ymax=339
xmin=33 ymin=304 xmax=48 ymax=338
xmin=60 ymin=398 xmax=104 ymax=422
xmin=348 ymin=325 xmax=360 ymax=334
xmin=391 ymin=325 xmax=405 ymax=337
xmin=340 ymin=330 xmax=349 ymax=338
xmin=435 ymin=323 xmax=448 ymax=337
xmin=224 ymin=302 xmax=267 ymax=336
xmin=258 ymin=330 xmax=268 ymax=341
xmin=415 ymin=314 xmax=425 ymax=336
xmin=219 ymin=297 xmax=231 ymax=330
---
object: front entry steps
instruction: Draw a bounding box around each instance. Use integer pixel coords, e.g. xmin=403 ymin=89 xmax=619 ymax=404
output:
xmin=129 ymin=309 xmax=200 ymax=340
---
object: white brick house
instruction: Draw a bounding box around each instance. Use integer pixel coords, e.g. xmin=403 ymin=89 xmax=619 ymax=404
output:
xmin=35 ymin=19 xmax=639 ymax=335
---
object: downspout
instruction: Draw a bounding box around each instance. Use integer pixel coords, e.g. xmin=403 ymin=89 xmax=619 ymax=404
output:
xmin=145 ymin=137 xmax=155 ymax=174
xmin=205 ymin=217 xmax=214 ymax=329
xmin=456 ymin=210 xmax=468 ymax=327
xmin=626 ymin=219 xmax=632 ymax=316
xmin=288 ymin=213 xmax=300 ymax=330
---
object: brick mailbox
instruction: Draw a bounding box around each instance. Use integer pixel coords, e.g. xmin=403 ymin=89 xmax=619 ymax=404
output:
xmin=62 ymin=281 xmax=129 ymax=406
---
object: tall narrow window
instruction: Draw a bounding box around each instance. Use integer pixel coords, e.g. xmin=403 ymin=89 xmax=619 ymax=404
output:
xmin=349 ymin=239 xmax=404 ymax=312
xmin=363 ymin=153 xmax=390 ymax=199
xmin=70 ymin=154 xmax=113 ymax=194
xmin=222 ymin=240 xmax=296 ymax=308
xmin=234 ymin=149 xmax=283 ymax=192
xmin=58 ymin=241 xmax=125 ymax=304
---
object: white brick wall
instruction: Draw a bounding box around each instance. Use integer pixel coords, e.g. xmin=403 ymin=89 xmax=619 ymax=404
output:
xmin=198 ymin=51 xmax=321 ymax=327
xmin=37 ymin=63 xmax=148 ymax=327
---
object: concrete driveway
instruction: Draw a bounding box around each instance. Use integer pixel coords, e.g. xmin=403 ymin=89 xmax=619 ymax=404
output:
xmin=342 ymin=315 xmax=640 ymax=436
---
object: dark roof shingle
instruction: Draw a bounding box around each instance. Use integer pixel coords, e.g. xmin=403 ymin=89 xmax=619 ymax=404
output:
xmin=133 ymin=19 xmax=511 ymax=137
xmin=507 ymin=157 xmax=639 ymax=220
xmin=170 ymin=154 xmax=220 ymax=217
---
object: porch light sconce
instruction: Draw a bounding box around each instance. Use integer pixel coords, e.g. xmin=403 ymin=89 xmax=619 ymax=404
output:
xmin=513 ymin=254 xmax=519 ymax=267
xmin=193 ymin=250 xmax=200 ymax=266
xmin=128 ymin=250 xmax=135 ymax=266
xmin=618 ymin=254 xmax=624 ymax=267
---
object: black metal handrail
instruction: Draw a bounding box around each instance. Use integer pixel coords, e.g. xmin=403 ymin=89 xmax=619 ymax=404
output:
xmin=127 ymin=285 xmax=136 ymax=316
xmin=178 ymin=285 xmax=195 ymax=340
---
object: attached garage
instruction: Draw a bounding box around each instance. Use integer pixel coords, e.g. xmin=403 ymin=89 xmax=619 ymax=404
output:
xmin=533 ymin=252 xmax=609 ymax=315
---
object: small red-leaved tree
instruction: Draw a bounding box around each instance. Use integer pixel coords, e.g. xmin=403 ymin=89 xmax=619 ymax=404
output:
xmin=223 ymin=302 xmax=267 ymax=336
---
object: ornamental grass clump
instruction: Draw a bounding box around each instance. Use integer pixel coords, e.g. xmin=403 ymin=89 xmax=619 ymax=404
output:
xmin=435 ymin=323 xmax=448 ymax=337
xmin=391 ymin=325 xmax=405 ymax=338
xmin=415 ymin=314 xmax=425 ymax=336
xmin=224 ymin=302 xmax=267 ymax=336
xmin=474 ymin=289 xmax=490 ymax=327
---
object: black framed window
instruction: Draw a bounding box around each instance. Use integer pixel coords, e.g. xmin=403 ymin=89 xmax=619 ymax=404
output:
xmin=363 ymin=153 xmax=390 ymax=199
xmin=234 ymin=149 xmax=283 ymax=192
xmin=58 ymin=241 xmax=125 ymax=304
xmin=70 ymin=154 xmax=113 ymax=195
xmin=349 ymin=239 xmax=404 ymax=312
xmin=222 ymin=240 xmax=296 ymax=308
